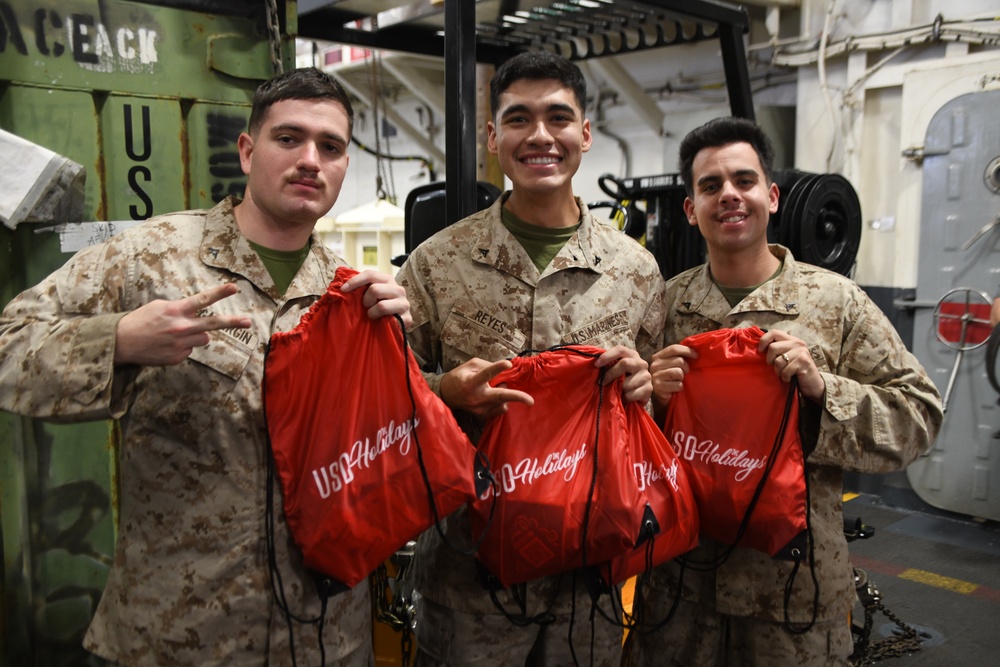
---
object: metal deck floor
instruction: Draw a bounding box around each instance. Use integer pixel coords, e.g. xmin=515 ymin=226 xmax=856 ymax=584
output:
xmin=843 ymin=489 xmax=1000 ymax=665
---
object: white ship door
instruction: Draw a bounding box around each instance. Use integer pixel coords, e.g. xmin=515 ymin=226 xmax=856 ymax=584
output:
xmin=907 ymin=89 xmax=1000 ymax=521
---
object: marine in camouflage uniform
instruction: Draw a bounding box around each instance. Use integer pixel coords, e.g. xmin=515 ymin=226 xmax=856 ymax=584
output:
xmin=398 ymin=50 xmax=667 ymax=667
xmin=634 ymin=117 xmax=942 ymax=666
xmin=0 ymin=198 xmax=372 ymax=666
xmin=0 ymin=68 xmax=410 ymax=666
xmin=397 ymin=192 xmax=667 ymax=666
xmin=635 ymin=245 xmax=943 ymax=665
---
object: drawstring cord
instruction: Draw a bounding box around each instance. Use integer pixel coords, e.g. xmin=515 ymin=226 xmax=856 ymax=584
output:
xmin=395 ymin=313 xmax=498 ymax=557
xmin=782 ymin=466 xmax=819 ymax=634
xmin=263 ymin=308 xmax=328 ymax=667
xmin=681 ymin=376 xmax=802 ymax=572
xmin=485 ymin=345 xmax=610 ymax=667
xmin=260 ymin=298 xmax=498 ymax=667
xmin=654 ymin=375 xmax=820 ymax=634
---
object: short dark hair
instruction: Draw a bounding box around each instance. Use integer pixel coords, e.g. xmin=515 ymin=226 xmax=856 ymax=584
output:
xmin=247 ymin=67 xmax=354 ymax=138
xmin=489 ymin=50 xmax=587 ymax=119
xmin=678 ymin=116 xmax=775 ymax=197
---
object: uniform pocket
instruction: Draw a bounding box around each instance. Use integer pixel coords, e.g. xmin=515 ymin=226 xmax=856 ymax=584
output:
xmin=843 ymin=326 xmax=890 ymax=377
xmin=440 ymin=299 xmax=526 ymax=362
xmin=188 ymin=328 xmax=253 ymax=382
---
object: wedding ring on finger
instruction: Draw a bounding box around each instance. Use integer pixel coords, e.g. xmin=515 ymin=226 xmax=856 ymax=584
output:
xmin=781 ymin=352 xmax=790 ymax=365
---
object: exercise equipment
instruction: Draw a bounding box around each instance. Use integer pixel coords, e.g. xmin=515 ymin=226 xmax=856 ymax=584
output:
xmin=597 ymin=169 xmax=863 ymax=280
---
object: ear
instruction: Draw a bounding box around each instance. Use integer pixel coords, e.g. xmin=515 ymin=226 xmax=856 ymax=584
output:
xmin=581 ymin=118 xmax=592 ymax=153
xmin=487 ymin=120 xmax=498 ymax=155
xmin=684 ymin=197 xmax=697 ymax=227
xmin=768 ymin=181 xmax=779 ymax=214
xmin=237 ymin=132 xmax=254 ymax=176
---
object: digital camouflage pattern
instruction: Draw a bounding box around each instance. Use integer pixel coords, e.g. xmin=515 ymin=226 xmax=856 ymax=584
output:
xmin=0 ymin=197 xmax=372 ymax=667
xmin=634 ymin=245 xmax=943 ymax=665
xmin=628 ymin=605 xmax=854 ymax=666
xmin=396 ymin=193 xmax=667 ymax=663
xmin=418 ymin=587 xmax=627 ymax=667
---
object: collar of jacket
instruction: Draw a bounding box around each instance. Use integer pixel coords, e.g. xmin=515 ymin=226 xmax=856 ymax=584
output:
xmin=468 ymin=192 xmax=607 ymax=280
xmin=675 ymin=244 xmax=801 ymax=318
xmin=197 ymin=196 xmax=334 ymax=302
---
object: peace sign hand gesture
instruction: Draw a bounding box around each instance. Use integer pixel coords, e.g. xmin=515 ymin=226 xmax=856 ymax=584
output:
xmin=114 ymin=283 xmax=252 ymax=366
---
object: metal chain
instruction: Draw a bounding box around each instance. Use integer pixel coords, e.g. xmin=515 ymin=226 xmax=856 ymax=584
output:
xmin=265 ymin=0 xmax=284 ymax=75
xmin=849 ymin=569 xmax=923 ymax=666
xmin=867 ymin=600 xmax=923 ymax=663
xmin=370 ymin=548 xmax=416 ymax=667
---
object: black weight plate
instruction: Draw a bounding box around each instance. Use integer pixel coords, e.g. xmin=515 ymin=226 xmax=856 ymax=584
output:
xmin=772 ymin=172 xmax=811 ymax=248
xmin=786 ymin=173 xmax=824 ymax=253
xmin=769 ymin=169 xmax=806 ymax=245
xmin=794 ymin=173 xmax=862 ymax=276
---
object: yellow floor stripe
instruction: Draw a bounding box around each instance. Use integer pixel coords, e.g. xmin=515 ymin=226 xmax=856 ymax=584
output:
xmin=622 ymin=578 xmax=635 ymax=644
xmin=898 ymin=568 xmax=980 ymax=595
xmin=843 ymin=492 xmax=860 ymax=502
xmin=622 ymin=577 xmax=635 ymax=614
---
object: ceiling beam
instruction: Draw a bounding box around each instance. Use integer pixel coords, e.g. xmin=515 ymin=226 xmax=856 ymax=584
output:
xmin=379 ymin=57 xmax=447 ymax=126
xmin=584 ymin=58 xmax=666 ymax=136
xmin=327 ymin=70 xmax=447 ymax=168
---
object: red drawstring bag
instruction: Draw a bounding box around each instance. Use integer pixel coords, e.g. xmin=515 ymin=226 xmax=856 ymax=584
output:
xmin=264 ymin=266 xmax=480 ymax=589
xmin=604 ymin=403 xmax=700 ymax=585
xmin=468 ymin=346 xmax=647 ymax=587
xmin=662 ymin=326 xmax=808 ymax=557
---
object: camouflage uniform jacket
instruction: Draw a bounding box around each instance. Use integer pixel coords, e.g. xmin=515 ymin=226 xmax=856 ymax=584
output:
xmin=648 ymin=245 xmax=943 ymax=624
xmin=396 ymin=192 xmax=667 ymax=613
xmin=0 ymin=198 xmax=371 ymax=666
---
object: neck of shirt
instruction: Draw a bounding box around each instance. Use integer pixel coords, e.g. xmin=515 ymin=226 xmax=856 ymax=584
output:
xmin=501 ymin=204 xmax=581 ymax=273
xmin=712 ymin=260 xmax=784 ymax=308
xmin=249 ymin=239 xmax=310 ymax=295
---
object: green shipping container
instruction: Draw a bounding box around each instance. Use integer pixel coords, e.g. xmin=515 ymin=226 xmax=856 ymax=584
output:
xmin=0 ymin=1 xmax=290 ymax=663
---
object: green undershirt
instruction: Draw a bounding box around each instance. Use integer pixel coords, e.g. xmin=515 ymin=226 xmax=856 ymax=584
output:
xmin=501 ymin=206 xmax=581 ymax=273
xmin=714 ymin=261 xmax=784 ymax=308
xmin=249 ymin=240 xmax=310 ymax=295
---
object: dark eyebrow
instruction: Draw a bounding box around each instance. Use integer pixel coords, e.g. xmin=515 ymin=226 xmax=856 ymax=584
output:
xmin=544 ymin=102 xmax=577 ymax=116
xmin=270 ymin=122 xmax=304 ymax=135
xmin=695 ymin=174 xmax=720 ymax=189
xmin=696 ymin=168 xmax=759 ymax=189
xmin=499 ymin=102 xmax=578 ymax=120
xmin=270 ymin=123 xmax=348 ymax=146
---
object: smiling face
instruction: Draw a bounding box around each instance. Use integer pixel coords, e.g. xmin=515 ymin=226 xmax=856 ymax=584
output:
xmin=237 ymin=97 xmax=350 ymax=240
xmin=487 ymin=78 xmax=592 ymax=203
xmin=684 ymin=141 xmax=779 ymax=259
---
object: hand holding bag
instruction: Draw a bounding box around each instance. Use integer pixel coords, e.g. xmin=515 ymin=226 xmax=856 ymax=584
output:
xmin=663 ymin=326 xmax=808 ymax=558
xmin=264 ymin=266 xmax=480 ymax=589
xmin=469 ymin=346 xmax=647 ymax=587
